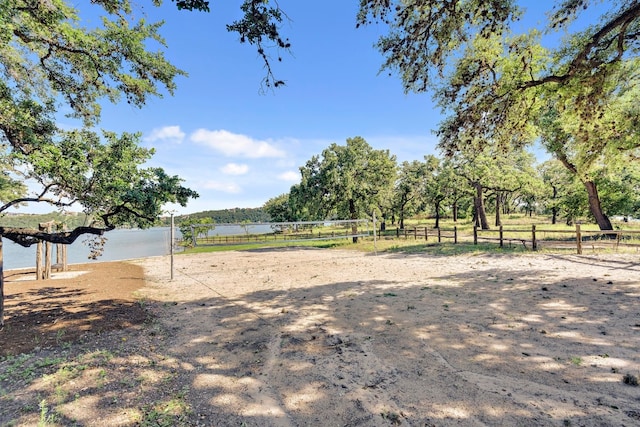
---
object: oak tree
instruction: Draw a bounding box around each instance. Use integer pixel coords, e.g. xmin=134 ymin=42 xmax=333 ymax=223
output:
xmin=294 ymin=137 xmax=397 ymax=242
xmin=0 ymin=0 xmax=203 ymax=325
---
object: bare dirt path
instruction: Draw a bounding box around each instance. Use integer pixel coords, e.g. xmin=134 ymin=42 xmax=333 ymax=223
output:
xmin=136 ymin=248 xmax=640 ymax=426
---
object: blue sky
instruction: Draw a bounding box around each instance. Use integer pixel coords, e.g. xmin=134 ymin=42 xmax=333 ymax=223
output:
xmin=81 ymin=1 xmax=444 ymax=215
xmin=49 ymin=1 xmax=599 ymax=215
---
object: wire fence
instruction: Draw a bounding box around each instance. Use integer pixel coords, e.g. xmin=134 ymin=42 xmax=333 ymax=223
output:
xmin=187 ymin=219 xmax=371 ymax=247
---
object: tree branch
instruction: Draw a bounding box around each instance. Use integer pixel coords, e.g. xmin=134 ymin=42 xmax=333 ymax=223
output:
xmin=522 ymin=3 xmax=640 ymax=89
xmin=0 ymin=184 xmax=76 ymax=213
xmin=0 ymin=225 xmax=113 ymax=247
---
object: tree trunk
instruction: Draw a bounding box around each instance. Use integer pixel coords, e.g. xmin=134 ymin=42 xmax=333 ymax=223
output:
xmin=495 ymin=191 xmax=502 ymax=227
xmin=474 ymin=182 xmax=490 ymax=230
xmin=583 ymin=180 xmax=613 ymax=231
xmin=350 ymin=199 xmax=359 ymax=243
xmin=434 ymin=201 xmax=441 ymax=229
xmin=551 ymin=185 xmax=558 ymax=224
xmin=452 ymin=200 xmax=458 ymax=222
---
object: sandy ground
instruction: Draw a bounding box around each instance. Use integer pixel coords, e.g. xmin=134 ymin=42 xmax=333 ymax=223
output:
xmin=133 ymin=248 xmax=640 ymax=426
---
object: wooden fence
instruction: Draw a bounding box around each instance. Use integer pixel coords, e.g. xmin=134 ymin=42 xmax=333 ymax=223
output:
xmin=192 ymin=228 xmax=370 ymax=247
xmin=382 ymin=224 xmax=640 ymax=254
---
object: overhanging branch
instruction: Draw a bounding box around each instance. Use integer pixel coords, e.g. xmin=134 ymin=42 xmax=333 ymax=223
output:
xmin=0 ymin=225 xmax=114 ymax=247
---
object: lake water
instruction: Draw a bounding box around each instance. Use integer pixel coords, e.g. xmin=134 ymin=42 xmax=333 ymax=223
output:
xmin=1 ymin=224 xmax=274 ymax=271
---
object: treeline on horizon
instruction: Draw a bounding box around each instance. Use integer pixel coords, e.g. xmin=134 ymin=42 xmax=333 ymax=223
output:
xmin=0 ymin=212 xmax=91 ymax=230
xmin=1 ymin=208 xmax=270 ymax=230
xmin=165 ymin=207 xmax=270 ymax=226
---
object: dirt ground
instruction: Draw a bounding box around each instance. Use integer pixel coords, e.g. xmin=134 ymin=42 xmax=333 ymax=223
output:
xmin=2 ymin=248 xmax=640 ymax=426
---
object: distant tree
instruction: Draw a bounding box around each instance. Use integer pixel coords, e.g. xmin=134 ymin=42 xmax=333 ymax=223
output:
xmin=295 ymin=137 xmax=397 ymax=242
xmin=421 ymin=155 xmax=471 ymax=228
xmin=452 ymin=147 xmax=538 ymax=229
xmin=263 ymin=193 xmax=296 ymax=222
xmin=517 ymin=170 xmax=546 ymax=218
xmin=394 ymin=159 xmax=430 ymax=229
xmin=178 ymin=217 xmax=214 ymax=246
xmin=539 ymin=160 xmax=567 ymax=224
xmin=432 ymin=158 xmax=470 ymax=223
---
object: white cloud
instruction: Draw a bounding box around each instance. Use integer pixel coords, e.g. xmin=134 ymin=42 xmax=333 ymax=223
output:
xmin=190 ymin=129 xmax=286 ymax=158
xmin=277 ymin=171 xmax=300 ymax=182
xmin=144 ymin=125 xmax=185 ymax=144
xmin=201 ymin=181 xmax=242 ymax=194
xmin=221 ymin=163 xmax=249 ymax=175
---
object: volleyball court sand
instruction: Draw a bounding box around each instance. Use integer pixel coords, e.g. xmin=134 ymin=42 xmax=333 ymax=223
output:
xmin=134 ymin=248 xmax=640 ymax=426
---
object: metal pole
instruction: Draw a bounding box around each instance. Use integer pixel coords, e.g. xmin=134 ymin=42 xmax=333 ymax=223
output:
xmin=170 ymin=213 xmax=175 ymax=281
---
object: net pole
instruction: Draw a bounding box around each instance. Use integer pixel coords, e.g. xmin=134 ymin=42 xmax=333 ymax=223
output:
xmin=170 ymin=213 xmax=175 ymax=281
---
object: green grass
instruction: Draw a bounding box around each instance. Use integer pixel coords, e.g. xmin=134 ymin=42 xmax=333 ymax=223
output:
xmin=177 ymin=215 xmax=640 ymax=256
xmin=181 ymin=238 xmax=354 ymax=254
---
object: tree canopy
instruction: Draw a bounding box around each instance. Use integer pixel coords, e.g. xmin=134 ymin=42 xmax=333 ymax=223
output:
xmin=292 ymin=136 xmax=397 ymax=241
xmin=0 ymin=0 xmax=200 ymax=247
xmin=354 ymin=1 xmax=640 ymax=230
xmin=0 ymin=0 xmax=204 ymax=324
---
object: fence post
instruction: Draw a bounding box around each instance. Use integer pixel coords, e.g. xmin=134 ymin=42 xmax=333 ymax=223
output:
xmin=396 ymin=227 xmax=399 ymax=238
xmin=62 ymin=244 xmax=67 ymax=271
xmin=532 ymin=225 xmax=537 ymax=251
xmin=438 ymin=227 xmax=442 ymax=243
xmin=499 ymin=225 xmax=504 ymax=248
xmin=454 ymin=226 xmax=458 ymax=244
xmin=414 ymin=227 xmax=417 ymax=240
xmin=36 ymin=240 xmax=43 ymax=280
xmin=576 ymin=224 xmax=582 ymax=254
xmin=473 ymin=226 xmax=478 ymax=245
xmin=44 ymin=241 xmax=52 ymax=279
xmin=425 ymin=227 xmax=428 ymax=241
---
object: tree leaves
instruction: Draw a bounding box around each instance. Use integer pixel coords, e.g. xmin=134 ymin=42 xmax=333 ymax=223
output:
xmin=294 ymin=137 xmax=397 ymax=221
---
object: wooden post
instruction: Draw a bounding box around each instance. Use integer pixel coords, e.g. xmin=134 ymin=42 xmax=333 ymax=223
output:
xmin=425 ymin=227 xmax=428 ymax=241
xmin=499 ymin=225 xmax=504 ymax=248
xmin=44 ymin=240 xmax=52 ymax=279
xmin=56 ymin=243 xmax=62 ymax=266
xmin=55 ymin=243 xmax=67 ymax=271
xmin=396 ymin=227 xmax=399 ymax=238
xmin=62 ymin=244 xmax=67 ymax=271
xmin=576 ymin=224 xmax=582 ymax=254
xmin=437 ymin=227 xmax=442 ymax=243
xmin=454 ymin=226 xmax=458 ymax=244
xmin=473 ymin=226 xmax=478 ymax=245
xmin=532 ymin=225 xmax=537 ymax=251
xmin=414 ymin=227 xmax=417 ymax=240
xmin=36 ymin=240 xmax=43 ymax=280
